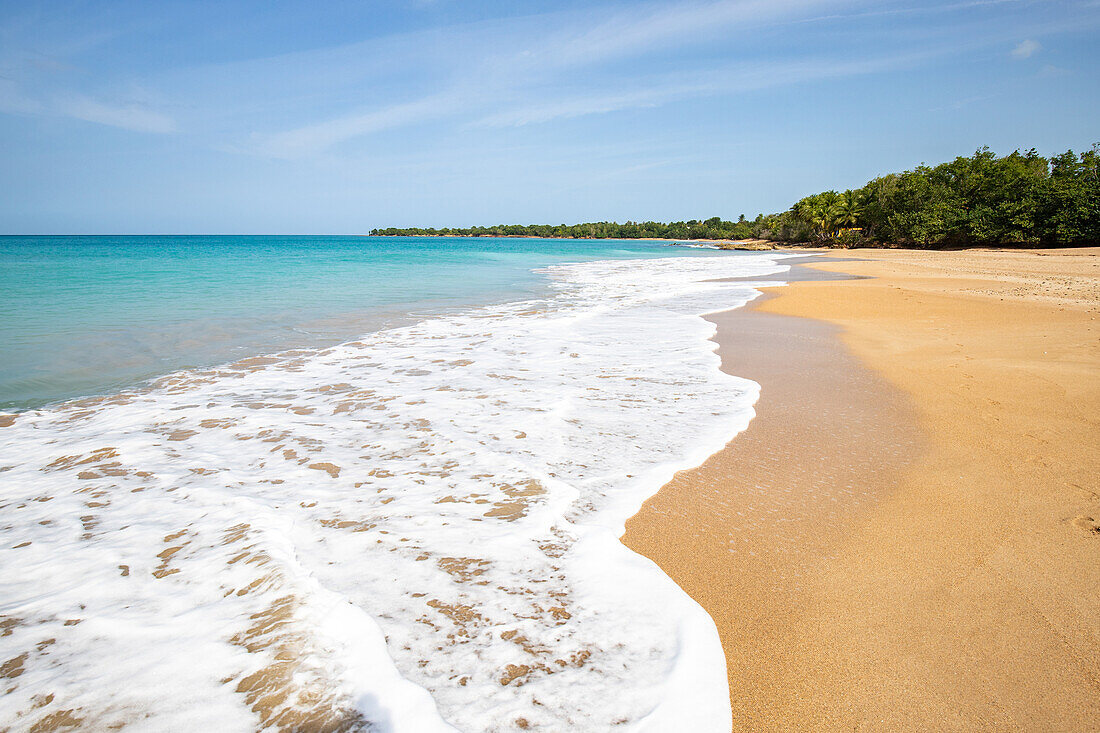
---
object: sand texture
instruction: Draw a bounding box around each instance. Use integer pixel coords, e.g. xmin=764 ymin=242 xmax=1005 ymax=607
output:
xmin=623 ymin=247 xmax=1100 ymax=731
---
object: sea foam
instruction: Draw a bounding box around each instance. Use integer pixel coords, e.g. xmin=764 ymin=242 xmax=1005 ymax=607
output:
xmin=0 ymin=253 xmax=794 ymax=731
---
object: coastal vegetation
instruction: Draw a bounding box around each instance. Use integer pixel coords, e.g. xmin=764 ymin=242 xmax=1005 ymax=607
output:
xmin=372 ymin=145 xmax=1099 ymax=247
xmin=371 ymin=217 xmax=759 ymax=242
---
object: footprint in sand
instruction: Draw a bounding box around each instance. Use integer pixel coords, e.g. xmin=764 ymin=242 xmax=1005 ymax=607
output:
xmin=1071 ymin=515 xmax=1100 ymax=535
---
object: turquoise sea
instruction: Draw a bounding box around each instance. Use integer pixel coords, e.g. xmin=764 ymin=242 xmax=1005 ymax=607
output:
xmin=0 ymin=235 xmax=733 ymax=410
xmin=0 ymin=237 xmax=798 ymax=729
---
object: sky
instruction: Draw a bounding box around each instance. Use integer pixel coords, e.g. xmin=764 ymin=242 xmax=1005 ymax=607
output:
xmin=0 ymin=0 xmax=1097 ymax=234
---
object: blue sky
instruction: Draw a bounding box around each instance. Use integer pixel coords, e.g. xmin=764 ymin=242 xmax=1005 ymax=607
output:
xmin=1 ymin=0 xmax=1097 ymax=233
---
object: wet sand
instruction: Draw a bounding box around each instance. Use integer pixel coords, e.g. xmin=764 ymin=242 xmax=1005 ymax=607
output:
xmin=623 ymin=247 xmax=1100 ymax=730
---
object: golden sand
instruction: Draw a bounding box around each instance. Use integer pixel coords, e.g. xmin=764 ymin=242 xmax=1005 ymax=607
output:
xmin=623 ymin=247 xmax=1100 ymax=730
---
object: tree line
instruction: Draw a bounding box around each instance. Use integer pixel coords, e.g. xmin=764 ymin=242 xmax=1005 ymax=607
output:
xmin=370 ymin=218 xmax=759 ymax=241
xmin=371 ymin=145 xmax=1099 ymax=247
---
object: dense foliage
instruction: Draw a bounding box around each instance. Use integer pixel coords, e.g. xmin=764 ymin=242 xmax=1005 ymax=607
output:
xmin=371 ymin=217 xmax=758 ymax=241
xmin=371 ymin=146 xmax=1099 ymax=247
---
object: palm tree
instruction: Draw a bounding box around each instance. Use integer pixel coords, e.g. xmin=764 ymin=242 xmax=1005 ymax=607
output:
xmin=811 ymin=201 xmax=839 ymax=239
xmin=792 ymin=198 xmax=814 ymax=223
xmin=835 ymin=189 xmax=863 ymax=229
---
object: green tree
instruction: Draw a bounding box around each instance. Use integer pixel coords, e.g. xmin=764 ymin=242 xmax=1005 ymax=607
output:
xmin=835 ymin=189 xmax=862 ymax=229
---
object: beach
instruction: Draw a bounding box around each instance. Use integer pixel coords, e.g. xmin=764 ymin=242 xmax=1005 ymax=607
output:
xmin=623 ymin=247 xmax=1100 ymax=730
xmin=2 ymin=239 xmax=1097 ymax=731
xmin=0 ymin=240 xmax=791 ymax=731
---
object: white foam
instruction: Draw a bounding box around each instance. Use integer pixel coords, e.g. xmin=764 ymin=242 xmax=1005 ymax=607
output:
xmin=0 ymin=253 xmax=796 ymax=731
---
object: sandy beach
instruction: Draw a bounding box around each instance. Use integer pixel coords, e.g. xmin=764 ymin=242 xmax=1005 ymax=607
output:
xmin=623 ymin=247 xmax=1100 ymax=730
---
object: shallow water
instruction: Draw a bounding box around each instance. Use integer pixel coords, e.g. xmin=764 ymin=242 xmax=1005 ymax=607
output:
xmin=0 ymin=235 xmax=737 ymax=411
xmin=0 ymin=243 xmax=795 ymax=731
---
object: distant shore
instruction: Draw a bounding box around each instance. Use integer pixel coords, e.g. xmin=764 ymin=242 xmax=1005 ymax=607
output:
xmin=368 ymin=232 xmax=1100 ymax=253
xmin=624 ymin=247 xmax=1100 ymax=730
xmin=366 ymin=232 xmax=787 ymax=250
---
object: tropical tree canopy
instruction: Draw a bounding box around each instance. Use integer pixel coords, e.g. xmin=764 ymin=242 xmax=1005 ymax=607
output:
xmin=372 ymin=145 xmax=1099 ymax=248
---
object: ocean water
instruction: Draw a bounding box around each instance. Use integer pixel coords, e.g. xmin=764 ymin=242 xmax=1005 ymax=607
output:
xmin=0 ymin=236 xmax=741 ymax=411
xmin=0 ymin=236 xmax=796 ymax=732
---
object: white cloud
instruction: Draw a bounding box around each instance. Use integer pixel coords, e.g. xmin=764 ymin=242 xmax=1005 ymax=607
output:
xmin=56 ymin=95 xmax=177 ymax=133
xmin=0 ymin=75 xmax=177 ymax=133
xmin=272 ymin=47 xmax=928 ymax=149
xmin=1011 ymin=38 xmax=1040 ymax=58
xmin=253 ymin=92 xmax=460 ymax=158
xmin=475 ymin=52 xmax=937 ymax=129
xmin=522 ymin=0 xmax=835 ymax=73
xmin=12 ymin=0 xmax=1080 ymax=157
xmin=253 ymin=0 xmax=844 ymax=156
xmin=475 ymin=88 xmax=680 ymax=128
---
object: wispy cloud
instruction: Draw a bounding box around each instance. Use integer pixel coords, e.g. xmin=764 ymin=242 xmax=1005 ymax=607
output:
xmin=0 ymin=75 xmax=175 ymax=133
xmin=474 ymin=51 xmax=939 ymax=128
xmin=929 ymin=90 xmax=1003 ymax=112
xmin=251 ymin=0 xmax=847 ymax=157
xmin=0 ymin=12 xmax=178 ymax=135
xmin=56 ymin=95 xmax=177 ymax=133
xmin=252 ymin=91 xmax=468 ymax=158
xmin=246 ymin=0 xmax=1098 ymax=158
xmin=475 ymin=88 xmax=683 ymax=128
xmin=1037 ymin=63 xmax=1069 ymax=77
xmin=515 ymin=0 xmax=836 ymax=73
xmin=0 ymin=80 xmax=177 ymax=133
xmin=1011 ymin=38 xmax=1040 ymax=58
xmin=2 ymin=0 xmax=1096 ymax=161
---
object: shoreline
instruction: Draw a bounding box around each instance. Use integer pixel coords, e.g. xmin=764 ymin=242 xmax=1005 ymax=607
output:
xmin=3 ymin=244 xmax=1095 ymax=727
xmin=623 ymin=247 xmax=1100 ymax=729
xmin=2 ymin=236 xmax=754 ymax=415
xmin=367 ymin=232 xmax=1100 ymax=253
xmin=0 ymin=252 xmax=792 ymax=730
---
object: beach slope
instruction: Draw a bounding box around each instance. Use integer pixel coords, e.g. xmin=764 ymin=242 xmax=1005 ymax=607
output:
xmin=624 ymin=248 xmax=1100 ymax=730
